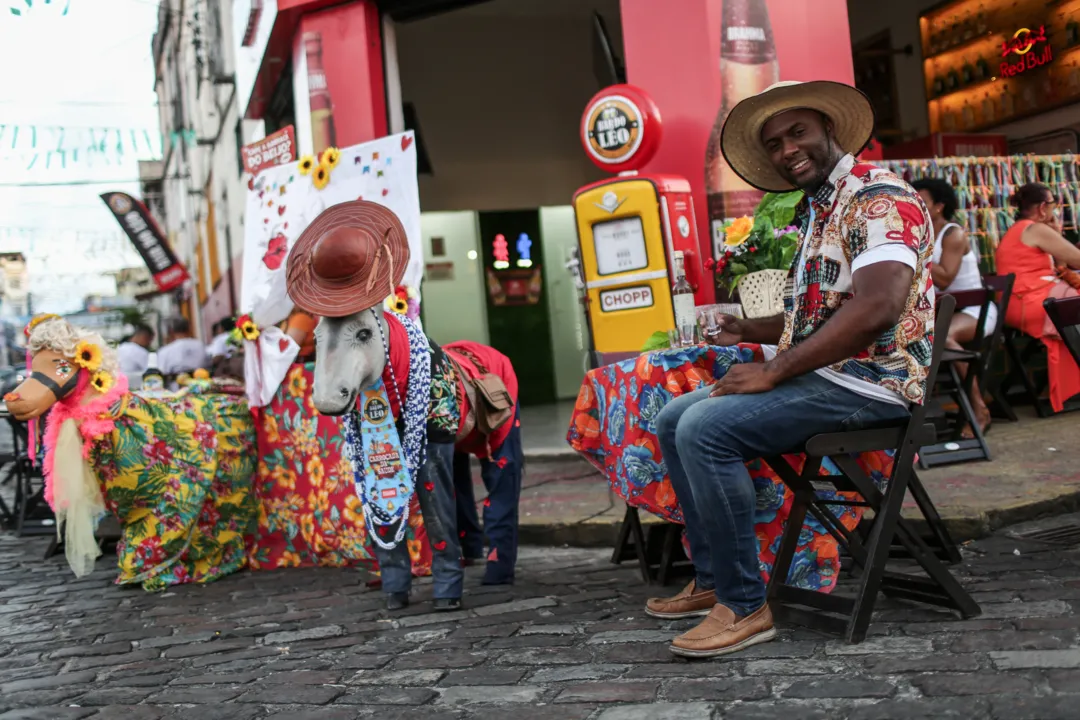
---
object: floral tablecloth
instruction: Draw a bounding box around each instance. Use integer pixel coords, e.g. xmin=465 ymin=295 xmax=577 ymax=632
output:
xmin=94 ymin=389 xmax=258 ymax=591
xmin=246 ymin=363 xmax=433 ymax=577
xmin=567 ymin=345 xmax=896 ymax=593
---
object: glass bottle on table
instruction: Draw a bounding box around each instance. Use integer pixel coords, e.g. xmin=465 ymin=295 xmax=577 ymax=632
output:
xmin=671 ymin=251 xmax=697 ymax=345
xmin=141 ymin=353 xmax=164 ymax=392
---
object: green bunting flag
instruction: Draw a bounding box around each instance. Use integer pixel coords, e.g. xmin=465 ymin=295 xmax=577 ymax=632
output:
xmin=10 ymin=0 xmax=72 ymax=17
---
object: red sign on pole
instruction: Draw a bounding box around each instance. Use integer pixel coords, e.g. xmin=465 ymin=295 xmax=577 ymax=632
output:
xmin=241 ymin=125 xmax=297 ymax=176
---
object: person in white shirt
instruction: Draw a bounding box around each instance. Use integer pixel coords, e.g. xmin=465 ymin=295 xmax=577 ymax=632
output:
xmin=206 ymin=317 xmax=236 ymax=360
xmin=158 ymin=317 xmax=210 ymax=378
xmin=116 ymin=325 xmax=154 ymax=387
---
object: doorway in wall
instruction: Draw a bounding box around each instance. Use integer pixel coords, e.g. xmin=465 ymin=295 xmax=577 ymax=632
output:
xmin=477 ymin=209 xmax=556 ymax=406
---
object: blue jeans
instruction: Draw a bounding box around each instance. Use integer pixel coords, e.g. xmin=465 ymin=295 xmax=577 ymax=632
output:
xmin=454 ymin=413 xmax=524 ymax=583
xmin=655 ymin=371 xmax=910 ymax=616
xmin=371 ymin=441 xmax=464 ymax=600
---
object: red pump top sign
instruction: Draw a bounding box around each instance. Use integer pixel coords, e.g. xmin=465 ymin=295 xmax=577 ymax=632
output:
xmin=580 ymin=84 xmax=663 ymax=174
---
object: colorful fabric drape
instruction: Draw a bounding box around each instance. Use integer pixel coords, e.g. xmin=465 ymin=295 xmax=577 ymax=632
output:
xmin=93 ymin=390 xmax=258 ymax=591
xmin=248 ymin=363 xmax=433 ymax=576
xmin=567 ymin=345 xmax=897 ymax=594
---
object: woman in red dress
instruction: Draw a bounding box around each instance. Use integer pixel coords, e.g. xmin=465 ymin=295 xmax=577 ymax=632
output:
xmin=995 ymin=183 xmax=1080 ymax=412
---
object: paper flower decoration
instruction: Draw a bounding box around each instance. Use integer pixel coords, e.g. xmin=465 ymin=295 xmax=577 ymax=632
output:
xmin=73 ymin=341 xmax=103 ymax=372
xmin=724 ymin=216 xmax=754 ymax=247
xmin=312 ymin=164 xmax=332 ymax=190
xmin=90 ymin=371 xmax=114 ymax=393
xmin=298 ymin=155 xmax=316 ymax=175
xmin=321 ymin=147 xmax=341 ymax=169
xmin=237 ymin=315 xmax=260 ymax=342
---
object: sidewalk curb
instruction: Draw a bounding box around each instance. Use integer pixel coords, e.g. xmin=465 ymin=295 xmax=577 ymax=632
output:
xmin=516 ymin=489 xmax=1080 ymax=549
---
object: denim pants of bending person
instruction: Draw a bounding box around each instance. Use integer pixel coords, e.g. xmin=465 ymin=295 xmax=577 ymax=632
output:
xmin=370 ymin=441 xmax=464 ymax=600
xmin=655 ymin=371 xmax=911 ymax=616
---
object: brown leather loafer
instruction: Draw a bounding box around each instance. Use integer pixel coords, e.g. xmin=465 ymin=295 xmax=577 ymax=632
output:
xmin=645 ymin=580 xmax=716 ymax=619
xmin=669 ymin=603 xmax=776 ymax=658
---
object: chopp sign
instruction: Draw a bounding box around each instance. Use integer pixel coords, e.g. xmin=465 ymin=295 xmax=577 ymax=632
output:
xmin=600 ymin=285 xmax=654 ymax=312
xmin=1000 ymin=26 xmax=1053 ymax=77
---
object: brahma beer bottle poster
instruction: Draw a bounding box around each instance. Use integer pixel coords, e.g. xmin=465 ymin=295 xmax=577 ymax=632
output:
xmin=701 ymin=0 xmax=856 ymax=241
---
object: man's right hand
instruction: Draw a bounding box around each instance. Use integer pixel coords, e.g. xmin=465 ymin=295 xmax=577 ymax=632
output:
xmin=703 ymin=314 xmax=744 ymax=347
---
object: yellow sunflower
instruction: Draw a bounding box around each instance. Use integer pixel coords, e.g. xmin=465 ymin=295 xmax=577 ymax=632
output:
xmin=239 ymin=319 xmax=260 ymax=342
xmin=90 ymin=371 xmax=114 ymax=393
xmin=724 ymin=216 xmax=754 ymax=247
xmin=287 ymin=366 xmax=308 ymax=397
xmin=298 ymin=154 xmax=316 ymax=175
xmin=321 ymin=146 xmax=342 ymax=169
xmin=312 ymin=163 xmax=332 ymax=190
xmin=74 ymin=341 xmax=103 ymax=371
xmin=389 ymin=296 xmax=408 ymax=314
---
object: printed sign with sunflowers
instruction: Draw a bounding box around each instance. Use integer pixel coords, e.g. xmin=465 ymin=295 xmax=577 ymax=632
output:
xmin=712 ymin=191 xmax=803 ymax=293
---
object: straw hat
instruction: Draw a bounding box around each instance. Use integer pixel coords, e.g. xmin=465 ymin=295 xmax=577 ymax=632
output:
xmin=286 ymin=200 xmax=409 ymax=317
xmin=720 ymin=81 xmax=875 ymax=193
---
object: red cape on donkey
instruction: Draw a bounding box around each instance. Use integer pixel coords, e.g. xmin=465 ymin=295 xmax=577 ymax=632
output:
xmin=285 ymin=199 xmax=523 ymax=611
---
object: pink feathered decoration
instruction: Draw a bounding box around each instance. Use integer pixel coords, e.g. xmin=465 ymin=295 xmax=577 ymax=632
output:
xmin=41 ymin=371 xmax=129 ymax=510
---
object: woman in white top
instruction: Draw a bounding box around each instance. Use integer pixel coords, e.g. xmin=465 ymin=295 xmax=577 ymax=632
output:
xmin=913 ymin=178 xmax=995 ymax=436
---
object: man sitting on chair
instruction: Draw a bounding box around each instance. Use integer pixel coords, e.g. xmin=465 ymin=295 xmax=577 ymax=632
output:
xmin=647 ymin=81 xmax=935 ymax=658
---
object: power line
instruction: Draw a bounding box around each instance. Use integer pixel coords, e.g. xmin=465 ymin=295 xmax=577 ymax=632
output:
xmin=0 ymin=174 xmax=186 ymax=188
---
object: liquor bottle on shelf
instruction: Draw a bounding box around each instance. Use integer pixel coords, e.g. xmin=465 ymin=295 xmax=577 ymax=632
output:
xmin=975 ymin=5 xmax=988 ymax=34
xmin=942 ymin=106 xmax=958 ymax=132
xmin=975 ymin=56 xmax=990 ymax=81
xmin=671 ymin=251 xmax=696 ymax=333
xmin=1066 ymin=20 xmax=1079 ymax=47
xmin=981 ymin=92 xmax=996 ymax=125
xmin=1000 ymin=84 xmax=1015 ymax=117
xmin=961 ymin=56 xmax=975 ymax=86
xmin=932 ymin=64 xmax=946 ymax=97
xmin=961 ymin=10 xmax=974 ymax=41
xmin=949 ymin=15 xmax=961 ymax=48
xmin=961 ymin=99 xmax=976 ymax=129
xmin=705 ymin=0 xmax=779 ymax=227
xmin=1068 ymin=59 xmax=1080 ymax=95
xmin=304 ymin=31 xmax=337 ymax=155
xmin=946 ymin=66 xmax=960 ymax=92
xmin=928 ymin=24 xmax=940 ymax=55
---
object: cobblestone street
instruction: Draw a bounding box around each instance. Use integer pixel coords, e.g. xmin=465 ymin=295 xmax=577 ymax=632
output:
xmin=3 ymin=519 xmax=1080 ymax=720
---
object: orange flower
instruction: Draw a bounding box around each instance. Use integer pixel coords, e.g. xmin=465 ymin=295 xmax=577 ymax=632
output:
xmin=287 ymin=366 xmax=307 ymax=398
xmin=306 ymin=456 xmax=325 ymax=487
xmin=270 ymin=465 xmax=296 ymax=491
xmin=277 ymin=550 xmax=302 ymax=567
xmin=574 ymin=383 xmax=594 ymax=411
xmin=724 ymin=216 xmax=754 ymax=246
xmin=299 ymin=514 xmax=316 ymax=543
xmin=407 ymin=538 xmax=423 ymax=563
xmin=263 ymin=415 xmax=281 ymax=443
xmin=344 ymin=493 xmax=364 ymax=525
xmin=654 ymin=479 xmax=676 ymax=508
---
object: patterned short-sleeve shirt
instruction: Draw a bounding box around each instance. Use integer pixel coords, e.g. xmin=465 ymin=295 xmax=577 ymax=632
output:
xmin=777 ymin=154 xmax=936 ymax=405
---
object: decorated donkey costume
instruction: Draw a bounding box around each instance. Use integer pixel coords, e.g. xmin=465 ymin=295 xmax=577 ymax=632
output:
xmin=285 ymin=200 xmax=523 ymax=610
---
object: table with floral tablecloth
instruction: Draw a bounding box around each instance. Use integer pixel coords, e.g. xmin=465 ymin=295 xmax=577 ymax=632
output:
xmin=246 ymin=363 xmax=433 ymax=577
xmin=568 ymin=344 xmax=897 ymax=593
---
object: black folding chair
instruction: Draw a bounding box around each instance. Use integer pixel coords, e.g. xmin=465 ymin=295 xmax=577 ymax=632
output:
xmin=920 ymin=276 xmax=1013 ymax=467
xmin=764 ymin=296 xmax=980 ymax=643
xmin=994 ymin=322 xmax=1053 ymax=419
xmin=1044 ymin=294 xmax=1080 ymax=367
xmin=593 ymin=349 xmax=690 ymax=585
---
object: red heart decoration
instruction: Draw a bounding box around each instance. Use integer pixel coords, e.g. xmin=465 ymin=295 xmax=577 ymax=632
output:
xmin=278 ymin=205 xmax=286 ymax=216
xmin=279 ymin=338 xmax=290 ymax=352
xmin=357 ymin=195 xmax=363 ymax=201
xmin=381 ymin=189 xmax=389 ymax=196
xmin=401 ymin=135 xmax=413 ymax=151
xmin=263 ymin=218 xmax=269 ymax=224
xmin=424 ymin=482 xmax=434 ymax=492
xmin=247 ymin=177 xmax=255 ymax=190
xmin=433 ymin=540 xmax=447 ymax=551
xmin=483 ymin=498 xmax=492 ymax=508
xmin=284 ymin=222 xmax=288 ymax=229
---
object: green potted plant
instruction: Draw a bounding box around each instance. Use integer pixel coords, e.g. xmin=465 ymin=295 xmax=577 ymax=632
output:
xmin=713 ymin=191 xmax=803 ymax=318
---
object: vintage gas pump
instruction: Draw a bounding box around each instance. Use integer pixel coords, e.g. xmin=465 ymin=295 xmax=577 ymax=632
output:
xmin=571 ymin=85 xmax=713 ymax=367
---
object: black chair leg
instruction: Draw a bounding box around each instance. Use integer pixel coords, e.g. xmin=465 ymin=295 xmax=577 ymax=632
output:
xmin=657 ymin=523 xmax=681 ymax=586
xmin=906 ymin=471 xmax=962 ymax=564
xmin=611 ymin=504 xmax=652 ymax=584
